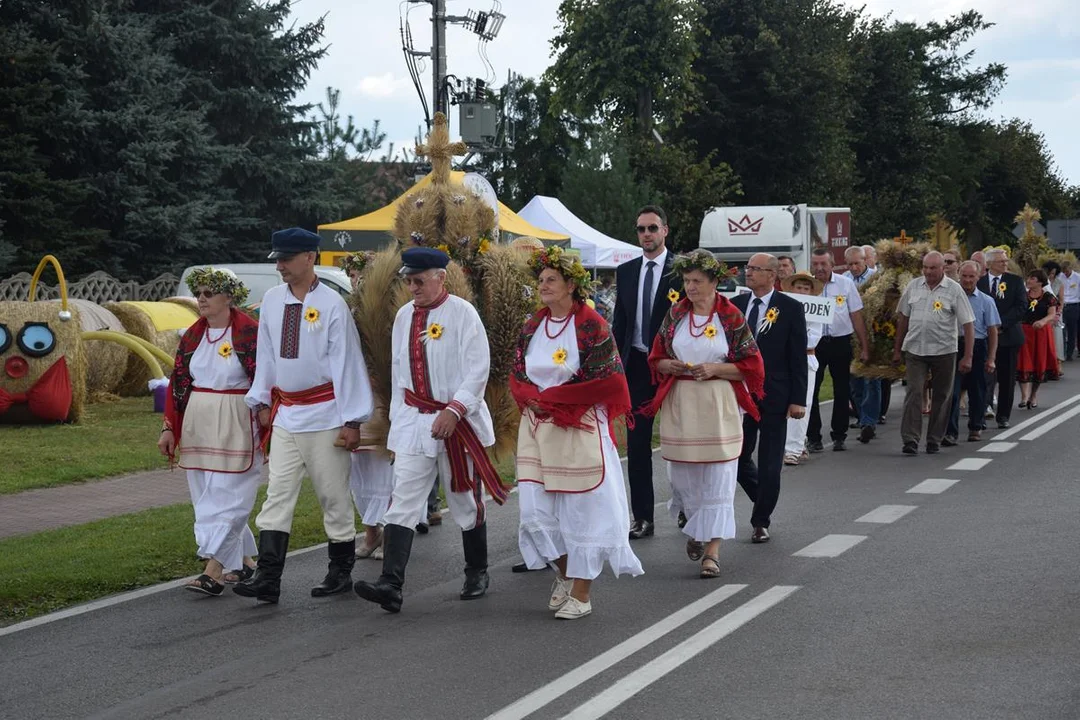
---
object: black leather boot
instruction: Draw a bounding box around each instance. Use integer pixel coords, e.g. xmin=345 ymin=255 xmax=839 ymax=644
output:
xmin=353 ymin=524 xmax=414 ymax=613
xmin=460 ymin=523 xmax=490 ymax=600
xmin=311 ymin=538 xmax=356 ymax=597
xmin=233 ymin=530 xmax=289 ymax=604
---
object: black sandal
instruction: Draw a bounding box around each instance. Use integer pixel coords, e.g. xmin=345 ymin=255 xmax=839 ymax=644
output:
xmin=222 ymin=565 xmax=255 ymax=584
xmin=686 ymin=539 xmax=704 ymax=562
xmin=184 ymin=574 xmax=225 ymax=596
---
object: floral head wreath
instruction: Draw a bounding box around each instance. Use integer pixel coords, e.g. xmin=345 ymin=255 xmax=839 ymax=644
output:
xmin=185 ymin=267 xmax=249 ymax=306
xmin=671 ymin=249 xmax=737 ymax=281
xmin=528 ymin=245 xmax=593 ymax=301
xmin=339 ymin=251 xmax=375 ymax=275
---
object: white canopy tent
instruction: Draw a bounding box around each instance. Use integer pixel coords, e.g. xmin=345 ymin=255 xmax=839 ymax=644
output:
xmin=518 ymin=196 xmax=643 ymax=269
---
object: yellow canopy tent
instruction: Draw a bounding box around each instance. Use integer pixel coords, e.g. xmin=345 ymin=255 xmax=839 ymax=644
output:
xmin=317 ymin=170 xmax=569 ymax=267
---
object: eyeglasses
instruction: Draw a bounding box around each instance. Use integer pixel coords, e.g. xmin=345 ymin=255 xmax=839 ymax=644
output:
xmin=403 ymin=276 xmax=427 ymax=288
xmin=944 ymin=259 xmax=957 ymax=265
xmin=195 ymin=290 xmax=217 ymax=299
xmin=745 ymin=266 xmax=774 ymax=273
xmin=636 ymin=224 xmax=661 ymax=234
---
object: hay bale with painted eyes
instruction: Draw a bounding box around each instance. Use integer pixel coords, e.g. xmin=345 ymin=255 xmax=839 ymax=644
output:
xmin=106 ymin=301 xmax=198 ymax=396
xmin=46 ymin=298 xmax=127 ymax=395
xmin=0 ymin=300 xmax=87 ymax=424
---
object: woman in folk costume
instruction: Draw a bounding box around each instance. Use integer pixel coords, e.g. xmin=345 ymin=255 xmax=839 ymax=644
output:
xmin=782 ymin=272 xmax=825 ymax=466
xmin=1017 ymin=268 xmax=1060 ymax=408
xmin=159 ymin=268 xmax=260 ymax=596
xmin=642 ymin=250 xmax=765 ymax=579
xmin=341 ymin=251 xmax=393 ymax=559
xmin=511 ymin=247 xmax=643 ymax=620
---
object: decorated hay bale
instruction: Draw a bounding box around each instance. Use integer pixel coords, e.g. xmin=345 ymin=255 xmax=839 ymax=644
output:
xmin=47 ymin=298 xmax=127 ymax=395
xmin=106 ymin=301 xmax=197 ymax=396
xmin=0 ymin=300 xmax=87 ymax=424
xmin=161 ymin=296 xmax=200 ymax=314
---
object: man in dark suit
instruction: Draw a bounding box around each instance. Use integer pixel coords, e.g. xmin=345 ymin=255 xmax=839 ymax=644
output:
xmin=733 ymin=254 xmax=808 ymax=542
xmin=612 ymin=205 xmax=680 ymax=539
xmin=977 ymin=248 xmax=1026 ymax=428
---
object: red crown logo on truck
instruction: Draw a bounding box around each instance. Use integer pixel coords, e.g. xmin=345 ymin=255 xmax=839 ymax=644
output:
xmin=727 ymin=215 xmax=764 ymax=235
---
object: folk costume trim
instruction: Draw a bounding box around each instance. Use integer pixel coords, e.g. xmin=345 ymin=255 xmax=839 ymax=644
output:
xmin=509 ymin=301 xmax=632 ymax=441
xmin=642 ymin=292 xmax=765 ymax=421
xmin=409 ymin=291 xmax=450 ymax=397
xmin=280 ymin=304 xmax=302 ymax=359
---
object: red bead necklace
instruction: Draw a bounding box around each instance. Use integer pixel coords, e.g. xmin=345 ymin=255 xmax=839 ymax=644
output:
xmin=206 ymin=321 xmax=232 ymax=344
xmin=544 ymin=313 xmax=573 ymax=340
xmin=687 ymin=309 xmax=716 ymax=338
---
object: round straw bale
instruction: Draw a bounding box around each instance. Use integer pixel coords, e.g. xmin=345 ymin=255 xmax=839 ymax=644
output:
xmin=105 ymin=301 xmax=196 ymax=396
xmin=0 ymin=300 xmax=86 ymax=423
xmin=48 ymin=299 xmax=127 ymax=395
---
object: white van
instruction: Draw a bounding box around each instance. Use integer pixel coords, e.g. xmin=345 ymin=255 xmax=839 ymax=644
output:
xmin=177 ymin=263 xmax=353 ymax=305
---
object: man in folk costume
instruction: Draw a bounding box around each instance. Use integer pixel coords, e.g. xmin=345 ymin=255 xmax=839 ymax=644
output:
xmin=354 ymin=248 xmax=510 ymax=613
xmin=234 ymin=228 xmax=374 ymax=604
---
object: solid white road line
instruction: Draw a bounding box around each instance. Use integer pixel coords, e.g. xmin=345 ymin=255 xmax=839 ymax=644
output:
xmin=947 ymin=457 xmax=992 ymax=471
xmin=792 ymin=534 xmax=867 ymax=558
xmin=979 ymin=441 xmax=1018 ymax=453
xmin=994 ymin=392 xmax=1080 ymax=440
xmin=1018 ymin=401 xmax=1080 ymax=441
xmin=484 ymin=584 xmax=748 ymax=720
xmin=855 ymin=505 xmax=917 ymax=524
xmin=558 ymin=586 xmax=800 ymax=720
xmin=0 ymin=542 xmax=328 ymax=638
xmin=907 ymin=478 xmax=959 ymax=494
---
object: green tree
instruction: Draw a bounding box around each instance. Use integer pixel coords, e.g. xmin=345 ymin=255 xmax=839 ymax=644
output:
xmin=559 ymin=132 xmax=654 ymax=242
xmin=306 ymin=86 xmax=386 ymax=162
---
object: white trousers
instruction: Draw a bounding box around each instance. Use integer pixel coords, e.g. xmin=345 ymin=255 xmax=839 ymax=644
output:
xmin=256 ymin=426 xmax=355 ymax=542
xmin=349 ymin=450 xmax=393 ymax=528
xmin=187 ymin=466 xmax=260 ymax=571
xmin=382 ymin=452 xmax=484 ymax=531
xmin=785 ymin=359 xmax=818 ymax=455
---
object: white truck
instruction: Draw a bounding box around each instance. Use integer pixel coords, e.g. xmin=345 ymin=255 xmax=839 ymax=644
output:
xmin=698 ymin=204 xmax=852 ymax=272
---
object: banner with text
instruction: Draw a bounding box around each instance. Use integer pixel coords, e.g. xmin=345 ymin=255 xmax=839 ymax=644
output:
xmin=783 ymin=292 xmax=834 ymax=325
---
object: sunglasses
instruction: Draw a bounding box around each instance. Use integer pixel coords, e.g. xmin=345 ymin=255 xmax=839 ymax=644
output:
xmin=944 ymin=259 xmax=957 ymax=265
xmin=636 ymin=224 xmax=661 ymax=234
xmin=195 ymin=290 xmax=218 ymax=299
xmin=403 ymin=276 xmax=428 ymax=288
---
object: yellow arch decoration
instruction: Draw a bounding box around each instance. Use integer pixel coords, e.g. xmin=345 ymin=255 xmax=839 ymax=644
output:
xmin=81 ymin=331 xmax=168 ymax=379
xmin=28 ymin=254 xmax=70 ymax=315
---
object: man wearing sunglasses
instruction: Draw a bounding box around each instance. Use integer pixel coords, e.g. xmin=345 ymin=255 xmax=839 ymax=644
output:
xmin=612 ymin=205 xmax=680 ymax=540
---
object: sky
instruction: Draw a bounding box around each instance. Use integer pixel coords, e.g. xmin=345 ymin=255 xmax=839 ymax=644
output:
xmin=287 ymin=0 xmax=1080 ymax=191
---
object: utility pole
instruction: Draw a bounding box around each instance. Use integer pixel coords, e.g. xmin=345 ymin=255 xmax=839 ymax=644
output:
xmin=431 ymin=0 xmax=447 ymax=117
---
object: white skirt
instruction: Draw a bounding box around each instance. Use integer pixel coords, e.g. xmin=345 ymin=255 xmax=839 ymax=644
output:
xmin=518 ymin=428 xmax=643 ymax=580
xmin=349 ymin=451 xmax=394 ymax=528
xmin=187 ymin=464 xmax=260 ymax=571
xmin=667 ymin=459 xmax=738 ymax=542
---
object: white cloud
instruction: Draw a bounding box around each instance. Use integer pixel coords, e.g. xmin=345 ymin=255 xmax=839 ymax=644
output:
xmin=355 ymin=73 xmax=411 ymax=98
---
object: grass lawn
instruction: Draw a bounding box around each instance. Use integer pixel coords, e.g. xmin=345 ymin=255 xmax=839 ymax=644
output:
xmin=1 ymin=397 xmax=165 ymax=495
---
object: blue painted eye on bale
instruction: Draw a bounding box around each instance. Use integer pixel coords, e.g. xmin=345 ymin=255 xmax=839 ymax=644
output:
xmin=16 ymin=322 xmax=56 ymax=358
xmin=0 ymin=323 xmax=10 ymax=354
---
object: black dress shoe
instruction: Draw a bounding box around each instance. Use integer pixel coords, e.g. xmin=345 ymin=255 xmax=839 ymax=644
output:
xmin=941 ymin=436 xmax=958 ymax=447
xmin=629 ymin=520 xmax=654 ymax=540
xmin=807 ymin=440 xmax=825 ymax=454
xmin=902 ymin=441 xmax=918 ymax=455
xmin=677 ymin=511 xmax=687 ymax=529
xmin=832 ymin=439 xmax=846 ymax=452
xmin=997 ymin=420 xmax=1010 ymax=429
xmin=858 ymin=425 xmax=875 ymax=444
xmin=512 ymin=561 xmax=535 ymax=573
xmin=415 ymin=522 xmax=429 ymax=535
xmin=925 ymin=442 xmax=940 ymax=454
xmin=751 ymin=527 xmax=770 ymax=543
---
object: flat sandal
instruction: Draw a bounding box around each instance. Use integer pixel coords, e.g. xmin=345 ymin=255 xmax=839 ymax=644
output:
xmin=699 ymin=555 xmax=721 ymax=579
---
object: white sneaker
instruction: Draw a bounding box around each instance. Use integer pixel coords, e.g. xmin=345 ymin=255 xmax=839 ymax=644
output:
xmin=548 ymin=576 xmax=573 ymax=611
xmin=554 ymin=596 xmax=592 ymax=620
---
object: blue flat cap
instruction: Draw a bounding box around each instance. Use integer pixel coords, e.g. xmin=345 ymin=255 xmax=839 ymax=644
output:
xmin=268 ymin=227 xmax=320 ymax=259
xmin=400 ymin=247 xmax=450 ymax=274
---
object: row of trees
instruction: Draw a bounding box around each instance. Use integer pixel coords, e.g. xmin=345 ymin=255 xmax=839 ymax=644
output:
xmin=1 ymin=0 xmax=1076 ymax=278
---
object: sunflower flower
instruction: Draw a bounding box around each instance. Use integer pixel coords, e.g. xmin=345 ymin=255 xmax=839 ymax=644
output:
xmin=304 ymin=306 xmax=321 ymax=331
xmin=703 ymin=325 xmax=718 ymax=339
xmin=425 ymin=322 xmax=444 ymax=342
xmin=667 ymin=289 xmax=680 ymax=303
xmin=218 ymin=342 xmax=233 ymax=359
xmin=552 ymin=348 xmax=568 ymax=365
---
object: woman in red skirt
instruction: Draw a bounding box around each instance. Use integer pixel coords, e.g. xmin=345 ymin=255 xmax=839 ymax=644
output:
xmin=1017 ymin=269 xmax=1060 ymax=408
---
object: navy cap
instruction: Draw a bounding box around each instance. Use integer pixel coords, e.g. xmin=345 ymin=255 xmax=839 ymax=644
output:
xmin=400 ymin=247 xmax=450 ymax=275
xmin=268 ymin=227 xmax=320 ymax=259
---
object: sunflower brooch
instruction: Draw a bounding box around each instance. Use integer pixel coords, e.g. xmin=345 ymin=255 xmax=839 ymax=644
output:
xmin=667 ymin=289 xmax=680 ymax=303
xmin=424 ymin=323 xmax=444 ymax=342
xmin=552 ymin=348 xmax=568 ymax=365
xmin=703 ymin=325 xmax=718 ymax=339
xmin=835 ymin=295 xmax=846 ymax=308
xmin=932 ymin=300 xmax=944 ymax=313
xmin=997 ymin=282 xmax=1007 ymax=298
xmin=304 ymin=307 xmax=322 ymax=331
xmin=1029 ymin=300 xmax=1037 ymax=311
xmin=218 ymin=341 xmax=233 ymax=359
xmin=759 ymin=306 xmax=780 ymax=334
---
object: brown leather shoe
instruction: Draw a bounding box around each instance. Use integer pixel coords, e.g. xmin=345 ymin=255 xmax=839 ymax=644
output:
xmin=751 ymin=527 xmax=770 ymax=544
xmin=967 ymin=431 xmax=981 ymax=442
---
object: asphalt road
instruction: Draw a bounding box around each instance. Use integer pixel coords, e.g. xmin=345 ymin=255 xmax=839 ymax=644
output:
xmin=2 ymin=379 xmax=1078 ymax=720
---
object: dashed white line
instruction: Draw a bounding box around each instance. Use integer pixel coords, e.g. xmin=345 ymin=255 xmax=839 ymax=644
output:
xmin=484 ymin=584 xmax=748 ymax=720
xmin=855 ymin=505 xmax=917 ymax=524
xmin=1018 ymin=402 xmax=1080 ymax=441
xmin=558 ymin=586 xmax=800 ymax=720
xmin=907 ymin=478 xmax=959 ymax=494
xmin=947 ymin=457 xmax=992 ymax=471
xmin=793 ymin=534 xmax=867 ymax=558
xmin=978 ymin=441 xmax=1018 ymax=453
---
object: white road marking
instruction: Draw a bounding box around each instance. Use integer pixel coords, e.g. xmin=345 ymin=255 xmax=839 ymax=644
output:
xmin=0 ymin=543 xmax=328 ymax=638
xmin=1018 ymin=401 xmax=1080 ymax=441
xmin=793 ymin=534 xmax=867 ymax=558
xmin=855 ymin=505 xmax=917 ymax=524
xmin=947 ymin=457 xmax=992 ymax=471
xmin=994 ymin=393 xmax=1080 ymax=440
xmin=558 ymin=586 xmax=800 ymax=720
xmin=484 ymin=584 xmax=748 ymax=720
xmin=979 ymin=442 xmax=1018 ymax=453
xmin=907 ymin=478 xmax=959 ymax=494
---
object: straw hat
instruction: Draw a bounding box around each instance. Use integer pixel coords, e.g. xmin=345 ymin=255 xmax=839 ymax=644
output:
xmin=781 ymin=271 xmax=824 ymax=294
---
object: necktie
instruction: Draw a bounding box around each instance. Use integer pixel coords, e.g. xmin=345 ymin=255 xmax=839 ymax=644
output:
xmin=749 ymin=298 xmax=763 ymax=339
xmin=992 ymin=277 xmax=999 ymax=297
xmin=822 ymin=285 xmax=831 ymax=337
xmin=640 ymin=261 xmax=656 ymax=347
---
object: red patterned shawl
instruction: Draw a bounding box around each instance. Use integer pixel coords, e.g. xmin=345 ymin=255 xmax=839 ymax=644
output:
xmin=509 ymin=302 xmax=632 ymax=435
xmin=642 ymin=293 xmax=765 ymax=421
